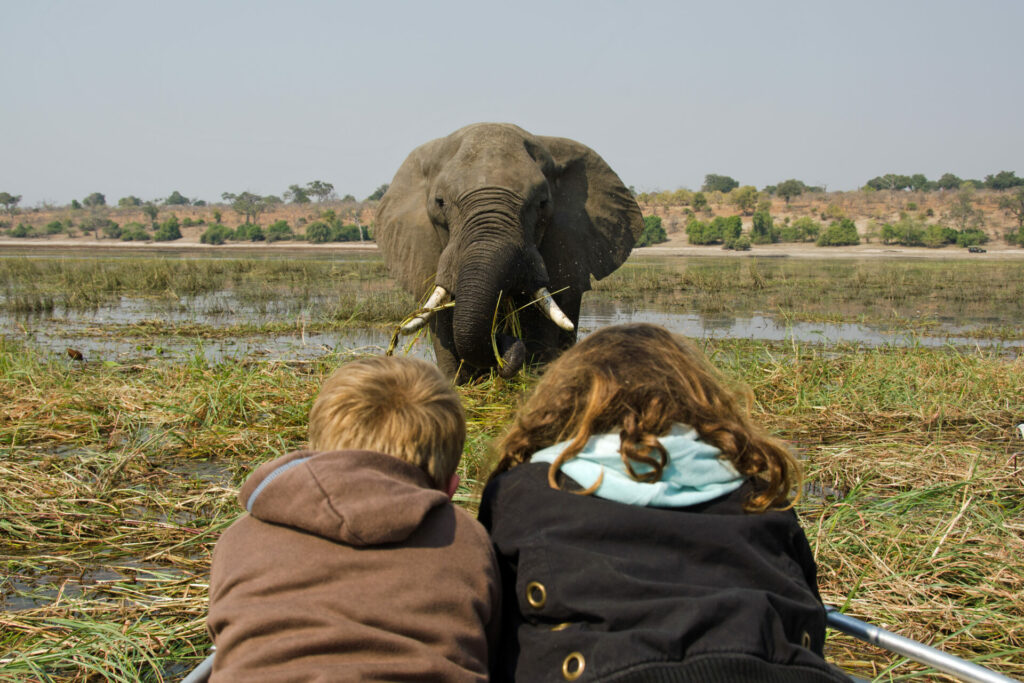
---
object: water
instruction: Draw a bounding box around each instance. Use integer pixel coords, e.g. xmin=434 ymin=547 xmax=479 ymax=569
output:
xmin=3 ymin=252 xmax=1022 ymax=363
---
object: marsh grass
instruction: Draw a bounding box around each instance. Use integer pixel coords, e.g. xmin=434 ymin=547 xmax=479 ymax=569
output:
xmin=3 ymin=253 xmax=1024 ymax=680
xmin=594 ymin=257 xmax=1024 ymax=335
xmin=2 ymin=335 xmax=1022 ymax=681
xmin=0 ymin=257 xmax=398 ymax=315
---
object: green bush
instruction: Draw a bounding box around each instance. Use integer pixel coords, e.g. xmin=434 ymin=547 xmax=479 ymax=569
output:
xmin=816 ymin=219 xmax=860 ymax=246
xmin=181 ymin=217 xmax=206 ymax=227
xmin=955 ymin=229 xmax=988 ymax=248
xmin=121 ymin=225 xmax=151 ymax=241
xmin=880 ymin=217 xmax=923 ymax=246
xmin=686 ymin=215 xmax=741 ymax=245
xmin=101 ymin=221 xmax=123 ymax=239
xmin=305 ymin=220 xmax=331 ymax=243
xmin=154 ymin=215 xmax=182 ymax=241
xmin=11 ymin=223 xmax=35 ymax=237
xmin=635 ymin=215 xmax=668 ymax=247
xmin=778 ymin=217 xmax=821 ymax=243
xmin=750 ymin=210 xmax=777 ymax=244
xmin=266 ymin=220 xmax=293 ymax=242
xmin=723 ymin=234 xmax=751 ymax=250
xmin=232 ymin=223 xmax=266 ymax=241
xmin=333 ymin=223 xmax=362 ymax=241
xmin=200 ymin=224 xmax=233 ymax=245
xmin=45 ymin=220 xmax=65 ymax=235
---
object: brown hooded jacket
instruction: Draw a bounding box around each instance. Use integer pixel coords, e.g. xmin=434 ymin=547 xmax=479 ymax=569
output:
xmin=207 ymin=449 xmax=499 ymax=682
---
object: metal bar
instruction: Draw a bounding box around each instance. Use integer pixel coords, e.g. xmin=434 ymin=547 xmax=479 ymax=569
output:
xmin=825 ymin=606 xmax=1018 ymax=683
xmin=180 ymin=652 xmax=215 ymax=683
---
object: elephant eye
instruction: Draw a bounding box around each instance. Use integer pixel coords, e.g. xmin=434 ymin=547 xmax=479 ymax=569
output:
xmin=435 ymin=197 xmax=445 ymax=208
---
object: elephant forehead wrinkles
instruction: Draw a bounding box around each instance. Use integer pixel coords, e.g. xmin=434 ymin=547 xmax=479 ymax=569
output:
xmin=456 ymin=187 xmax=524 ymax=213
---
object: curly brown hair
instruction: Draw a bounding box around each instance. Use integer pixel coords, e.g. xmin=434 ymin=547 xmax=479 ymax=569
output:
xmin=493 ymin=323 xmax=801 ymax=512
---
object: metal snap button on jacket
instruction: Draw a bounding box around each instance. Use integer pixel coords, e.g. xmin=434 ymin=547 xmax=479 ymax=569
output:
xmin=802 ymin=631 xmax=812 ymax=649
xmin=526 ymin=581 xmax=547 ymax=609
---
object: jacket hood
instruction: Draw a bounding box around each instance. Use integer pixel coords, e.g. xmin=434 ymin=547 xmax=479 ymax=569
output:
xmin=529 ymin=423 xmax=745 ymax=508
xmin=238 ymin=449 xmax=449 ymax=546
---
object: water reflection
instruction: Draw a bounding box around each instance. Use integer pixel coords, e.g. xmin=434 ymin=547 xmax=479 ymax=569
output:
xmin=579 ymin=301 xmax=1014 ymax=349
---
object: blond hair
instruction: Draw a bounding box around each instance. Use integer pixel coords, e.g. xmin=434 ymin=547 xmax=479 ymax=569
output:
xmin=309 ymin=356 xmax=465 ymax=489
xmin=494 ymin=323 xmax=801 ymax=512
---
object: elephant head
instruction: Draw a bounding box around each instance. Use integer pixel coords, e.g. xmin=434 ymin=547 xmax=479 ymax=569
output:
xmin=376 ymin=123 xmax=642 ymax=382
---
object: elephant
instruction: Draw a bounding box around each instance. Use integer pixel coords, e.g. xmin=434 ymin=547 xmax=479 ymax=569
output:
xmin=376 ymin=123 xmax=643 ymax=383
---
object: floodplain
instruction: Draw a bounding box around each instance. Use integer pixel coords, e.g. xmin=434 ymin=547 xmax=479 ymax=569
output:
xmin=1 ymin=249 xmax=1022 ymax=681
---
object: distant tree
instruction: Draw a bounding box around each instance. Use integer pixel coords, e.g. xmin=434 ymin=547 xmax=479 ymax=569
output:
xmin=305 ymin=180 xmax=335 ymax=202
xmin=750 ymin=210 xmax=776 ymax=244
xmin=635 ymin=215 xmax=668 ymax=247
xmin=164 ymin=190 xmax=190 ymax=206
xmin=340 ymin=194 xmax=356 ymax=202
xmin=936 ymin=173 xmax=962 ymax=191
xmin=193 ymin=199 xmax=207 ymax=206
xmin=221 ymin=191 xmax=279 ymax=224
xmin=864 ymin=174 xmax=911 ymax=191
xmin=142 ymin=203 xmax=159 ymax=222
xmin=118 ymin=195 xmax=142 ymax=207
xmin=998 ymin=188 xmax=1024 ymax=231
xmin=70 ymin=199 xmax=82 ymax=210
xmin=701 ymin=174 xmax=739 ymax=193
xmin=285 ymin=184 xmax=311 ymax=204
xmin=775 ymin=179 xmax=804 ymax=204
xmin=691 ymin=192 xmax=708 ymax=212
xmin=83 ymin=192 xmax=106 ymax=208
xmin=908 ymin=174 xmax=933 ymax=192
xmin=366 ymin=184 xmax=390 ymax=201
xmin=730 ymin=185 xmax=759 ymax=215
xmin=944 ymin=184 xmax=985 ymax=232
xmin=985 ymin=170 xmax=1024 ymax=190
xmin=0 ymin=192 xmax=21 ymax=221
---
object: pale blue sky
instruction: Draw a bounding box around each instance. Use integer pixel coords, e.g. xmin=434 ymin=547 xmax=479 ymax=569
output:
xmin=3 ymin=0 xmax=1022 ymax=206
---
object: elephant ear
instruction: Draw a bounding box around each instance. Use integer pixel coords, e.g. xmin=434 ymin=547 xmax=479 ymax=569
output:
xmin=375 ymin=138 xmax=448 ymax=297
xmin=536 ymin=136 xmax=643 ymax=294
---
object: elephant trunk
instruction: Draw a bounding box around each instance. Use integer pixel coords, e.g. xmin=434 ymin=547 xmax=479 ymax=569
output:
xmin=452 ymin=242 xmax=522 ymax=371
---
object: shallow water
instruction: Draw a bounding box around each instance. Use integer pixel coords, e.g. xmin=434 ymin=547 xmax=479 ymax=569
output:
xmin=3 ymin=252 xmax=1023 ymax=362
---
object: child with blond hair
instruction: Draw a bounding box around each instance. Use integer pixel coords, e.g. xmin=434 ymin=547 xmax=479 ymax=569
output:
xmin=480 ymin=323 xmax=847 ymax=682
xmin=208 ymin=356 xmax=499 ymax=681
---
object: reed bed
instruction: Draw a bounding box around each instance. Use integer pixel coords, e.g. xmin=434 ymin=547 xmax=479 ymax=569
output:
xmin=1 ymin=334 xmax=1021 ymax=681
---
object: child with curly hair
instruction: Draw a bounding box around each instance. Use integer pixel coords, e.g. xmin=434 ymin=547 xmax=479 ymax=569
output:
xmin=479 ymin=323 xmax=847 ymax=682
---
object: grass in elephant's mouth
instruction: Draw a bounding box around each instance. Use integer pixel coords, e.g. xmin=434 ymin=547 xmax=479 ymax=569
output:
xmin=2 ymin=336 xmax=1022 ymax=680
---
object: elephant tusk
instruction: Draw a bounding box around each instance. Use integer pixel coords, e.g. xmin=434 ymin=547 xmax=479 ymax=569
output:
xmin=534 ymin=288 xmax=574 ymax=332
xmin=400 ymin=286 xmax=450 ymax=335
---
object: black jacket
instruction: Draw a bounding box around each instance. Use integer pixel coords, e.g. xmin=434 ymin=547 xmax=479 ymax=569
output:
xmin=479 ymin=463 xmax=849 ymax=682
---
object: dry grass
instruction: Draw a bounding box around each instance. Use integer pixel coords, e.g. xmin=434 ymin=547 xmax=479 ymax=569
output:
xmin=1 ymin=337 xmax=1021 ymax=680
xmin=2 ymin=251 xmax=1023 ymax=681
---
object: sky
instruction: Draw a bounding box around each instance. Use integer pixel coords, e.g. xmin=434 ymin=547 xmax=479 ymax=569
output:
xmin=3 ymin=0 xmax=1023 ymax=207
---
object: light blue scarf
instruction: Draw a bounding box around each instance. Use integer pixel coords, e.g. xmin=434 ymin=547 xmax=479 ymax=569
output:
xmin=530 ymin=424 xmax=745 ymax=508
